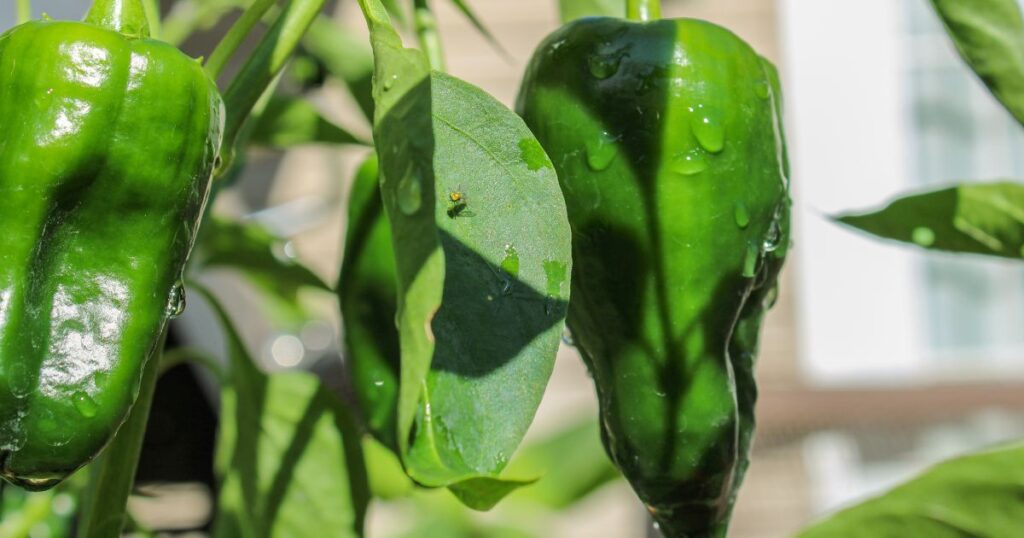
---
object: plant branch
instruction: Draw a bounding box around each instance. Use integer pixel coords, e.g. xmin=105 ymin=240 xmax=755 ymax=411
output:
xmin=626 ymin=0 xmax=660 ymax=22
xmin=16 ymin=0 xmax=30 ymax=24
xmin=142 ymin=0 xmax=161 ymax=39
xmin=75 ymin=332 xmax=166 ymax=537
xmin=204 ymin=0 xmax=278 ymax=80
xmin=217 ymin=0 xmax=327 ymax=179
xmin=413 ymin=0 xmax=445 ymax=71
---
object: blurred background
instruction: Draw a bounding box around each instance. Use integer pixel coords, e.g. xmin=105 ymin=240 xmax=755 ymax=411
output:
xmin=4 ymin=0 xmax=1024 ymax=537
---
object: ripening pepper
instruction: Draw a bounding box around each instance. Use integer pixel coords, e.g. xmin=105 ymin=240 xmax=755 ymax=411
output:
xmin=517 ymin=14 xmax=790 ymax=538
xmin=0 ymin=0 xmax=223 ymax=489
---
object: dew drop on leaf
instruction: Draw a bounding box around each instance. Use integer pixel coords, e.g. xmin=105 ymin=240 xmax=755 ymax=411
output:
xmin=397 ymin=167 xmax=423 ymax=215
xmin=912 ymin=226 xmax=936 ymax=247
xmin=501 ymin=244 xmax=520 ymax=278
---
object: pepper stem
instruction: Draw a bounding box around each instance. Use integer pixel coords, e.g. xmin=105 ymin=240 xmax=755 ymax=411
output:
xmin=626 ymin=0 xmax=660 ymax=21
xmin=84 ymin=0 xmax=151 ymax=38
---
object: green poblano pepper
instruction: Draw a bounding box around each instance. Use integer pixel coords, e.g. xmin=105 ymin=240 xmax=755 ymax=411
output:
xmin=517 ymin=17 xmax=790 ymax=537
xmin=0 ymin=0 xmax=223 ymax=489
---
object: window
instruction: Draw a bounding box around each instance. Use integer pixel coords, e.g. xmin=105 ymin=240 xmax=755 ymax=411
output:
xmin=782 ymin=0 xmax=1024 ymax=385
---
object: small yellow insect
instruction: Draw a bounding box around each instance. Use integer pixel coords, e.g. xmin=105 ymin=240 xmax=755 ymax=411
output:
xmin=449 ymin=191 xmax=464 ymax=203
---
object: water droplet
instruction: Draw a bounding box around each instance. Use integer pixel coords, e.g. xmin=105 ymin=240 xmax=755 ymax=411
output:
xmin=501 ymin=245 xmax=520 ymax=278
xmin=396 ymin=167 xmax=423 ymax=215
xmin=912 ymin=226 xmax=935 ymax=247
xmin=763 ymin=219 xmax=782 ymax=253
xmin=587 ymin=53 xmax=621 ymax=80
xmin=754 ymin=80 xmax=771 ymax=100
xmin=671 ymin=150 xmax=708 ymax=176
xmin=373 ymin=380 xmax=385 ymax=387
xmin=543 ymin=260 xmax=567 ymax=315
xmin=73 ymin=392 xmax=98 ymax=418
xmin=519 ymin=138 xmax=551 ymax=171
xmin=690 ymin=105 xmax=725 ymax=153
xmin=734 ymin=203 xmax=750 ymax=229
xmin=15 ymin=476 xmax=61 ymax=491
xmin=166 ymin=282 xmax=186 ymax=318
xmin=382 ymin=74 xmax=397 ymax=91
xmin=586 ymin=131 xmax=618 ymax=171
xmin=742 ymin=242 xmax=760 ymax=278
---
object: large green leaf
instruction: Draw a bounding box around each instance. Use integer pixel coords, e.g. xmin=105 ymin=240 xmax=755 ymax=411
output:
xmin=799 ymin=442 xmax=1024 ymax=537
xmin=557 ymin=0 xmax=624 ymax=23
xmin=339 ymin=154 xmax=401 ymax=450
xmin=355 ymin=0 xmax=572 ymax=510
xmin=930 ymin=0 xmax=1024 ymax=127
xmin=836 ymin=181 xmax=1024 ymax=260
xmin=196 ymin=285 xmax=369 ymax=538
xmin=249 ymin=95 xmax=370 ymax=148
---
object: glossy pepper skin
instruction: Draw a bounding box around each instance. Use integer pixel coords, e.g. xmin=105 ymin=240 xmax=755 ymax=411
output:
xmin=517 ymin=17 xmax=790 ymax=537
xmin=0 ymin=0 xmax=223 ymax=489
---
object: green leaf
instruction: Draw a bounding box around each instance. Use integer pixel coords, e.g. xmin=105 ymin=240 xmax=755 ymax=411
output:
xmin=194 ymin=216 xmax=332 ymax=325
xmin=362 ymin=435 xmax=415 ymax=499
xmin=339 ymin=154 xmax=401 ymax=449
xmin=195 ymin=285 xmax=369 ymax=538
xmin=303 ymin=16 xmax=377 ymax=122
xmin=557 ymin=0 xmax=624 ymax=23
xmin=799 ymin=442 xmax=1024 ymax=537
xmin=504 ymin=419 xmax=621 ymax=509
xmin=249 ymin=96 xmax=369 ymax=148
xmin=356 ymin=0 xmax=572 ymax=510
xmin=835 ymin=181 xmax=1024 ymax=260
xmin=930 ymin=0 xmax=1024 ymax=127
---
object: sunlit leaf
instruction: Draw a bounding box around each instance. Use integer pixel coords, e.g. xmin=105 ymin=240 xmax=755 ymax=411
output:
xmin=836 ymin=181 xmax=1024 ymax=260
xmin=196 ymin=286 xmax=369 ymax=537
xmin=356 ymin=0 xmax=572 ymax=510
xmin=799 ymin=442 xmax=1024 ymax=537
xmin=931 ymin=0 xmax=1024 ymax=127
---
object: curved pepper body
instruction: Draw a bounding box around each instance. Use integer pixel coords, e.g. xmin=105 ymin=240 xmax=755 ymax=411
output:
xmin=517 ymin=18 xmax=790 ymax=537
xmin=0 ymin=16 xmax=223 ymax=489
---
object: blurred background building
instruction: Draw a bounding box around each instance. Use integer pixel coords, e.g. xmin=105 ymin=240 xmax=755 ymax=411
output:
xmin=5 ymin=0 xmax=1024 ymax=536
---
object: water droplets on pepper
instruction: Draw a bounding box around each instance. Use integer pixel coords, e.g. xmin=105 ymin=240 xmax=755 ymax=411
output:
xmin=397 ymin=166 xmax=423 ymax=215
xmin=734 ymin=203 xmax=750 ymax=229
xmin=689 ymin=104 xmax=725 ymax=153
xmin=73 ymin=391 xmax=98 ymax=418
xmin=166 ymin=281 xmax=186 ymax=319
xmin=754 ymin=79 xmax=771 ymax=100
xmin=671 ymin=149 xmax=708 ymax=176
xmin=587 ymin=51 xmax=623 ymax=80
xmin=763 ymin=214 xmax=783 ymax=253
xmin=586 ymin=131 xmax=619 ymax=171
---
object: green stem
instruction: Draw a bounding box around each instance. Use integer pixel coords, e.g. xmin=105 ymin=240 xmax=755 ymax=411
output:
xmin=204 ymin=0 xmax=278 ymax=80
xmin=15 ymin=0 xmax=30 ymax=24
xmin=75 ymin=334 xmax=165 ymax=538
xmin=141 ymin=0 xmax=161 ymax=39
xmin=413 ymin=0 xmax=445 ymax=71
xmin=84 ymin=0 xmax=151 ymax=37
xmin=626 ymin=0 xmax=660 ymax=21
xmin=217 ymin=0 xmax=327 ymax=179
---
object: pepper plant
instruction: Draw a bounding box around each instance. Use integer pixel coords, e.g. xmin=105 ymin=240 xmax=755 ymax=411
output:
xmin=0 ymin=0 xmax=793 ymax=536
